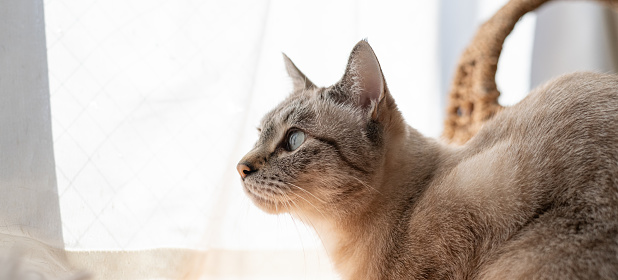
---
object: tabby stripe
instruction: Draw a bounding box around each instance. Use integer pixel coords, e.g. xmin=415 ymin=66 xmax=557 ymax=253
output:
xmin=283 ymin=107 xmax=296 ymax=123
xmin=313 ymin=136 xmax=368 ymax=174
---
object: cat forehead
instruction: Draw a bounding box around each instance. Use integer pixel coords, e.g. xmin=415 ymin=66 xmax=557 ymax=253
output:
xmin=260 ymin=89 xmax=325 ymax=128
xmin=256 ymin=98 xmax=309 ymax=144
xmin=257 ymin=85 xmax=362 ymax=144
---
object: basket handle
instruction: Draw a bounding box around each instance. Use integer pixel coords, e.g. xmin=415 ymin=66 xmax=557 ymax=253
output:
xmin=442 ymin=0 xmax=618 ymax=144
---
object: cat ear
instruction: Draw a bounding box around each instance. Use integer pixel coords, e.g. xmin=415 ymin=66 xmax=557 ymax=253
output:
xmin=283 ymin=53 xmax=317 ymax=91
xmin=341 ymin=40 xmax=386 ymax=119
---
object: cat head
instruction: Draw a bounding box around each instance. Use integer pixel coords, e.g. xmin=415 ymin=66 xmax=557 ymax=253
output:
xmin=237 ymin=40 xmax=404 ymax=218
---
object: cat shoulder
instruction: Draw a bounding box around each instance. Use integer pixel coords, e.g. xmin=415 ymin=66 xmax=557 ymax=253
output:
xmin=466 ymin=72 xmax=617 ymax=150
xmin=526 ymin=72 xmax=617 ymax=104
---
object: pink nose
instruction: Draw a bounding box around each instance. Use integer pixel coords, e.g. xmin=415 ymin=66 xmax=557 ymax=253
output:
xmin=237 ymin=163 xmax=253 ymax=179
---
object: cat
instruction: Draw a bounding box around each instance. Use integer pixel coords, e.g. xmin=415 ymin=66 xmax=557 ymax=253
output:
xmin=236 ymin=40 xmax=618 ymax=279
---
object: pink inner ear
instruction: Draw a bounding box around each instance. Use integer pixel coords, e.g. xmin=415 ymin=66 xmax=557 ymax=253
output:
xmin=356 ymin=46 xmax=384 ymax=108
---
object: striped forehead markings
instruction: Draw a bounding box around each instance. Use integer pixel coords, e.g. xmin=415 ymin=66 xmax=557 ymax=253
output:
xmin=282 ymin=107 xmax=297 ymax=123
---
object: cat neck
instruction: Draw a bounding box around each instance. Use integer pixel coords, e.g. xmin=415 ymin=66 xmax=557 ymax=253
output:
xmin=307 ymin=124 xmax=450 ymax=279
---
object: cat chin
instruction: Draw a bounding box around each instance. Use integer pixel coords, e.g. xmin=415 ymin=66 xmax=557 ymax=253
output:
xmin=242 ymin=185 xmax=290 ymax=214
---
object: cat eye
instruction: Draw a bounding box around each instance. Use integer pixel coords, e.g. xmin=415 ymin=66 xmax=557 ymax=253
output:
xmin=286 ymin=130 xmax=305 ymax=151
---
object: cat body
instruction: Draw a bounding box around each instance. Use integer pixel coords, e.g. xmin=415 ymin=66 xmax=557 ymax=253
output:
xmin=237 ymin=41 xmax=618 ymax=279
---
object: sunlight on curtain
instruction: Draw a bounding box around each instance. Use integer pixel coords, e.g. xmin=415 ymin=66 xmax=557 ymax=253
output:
xmin=46 ymin=0 xmax=278 ymax=252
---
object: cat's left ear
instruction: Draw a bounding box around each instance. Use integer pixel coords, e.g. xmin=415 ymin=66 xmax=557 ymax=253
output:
xmin=341 ymin=40 xmax=386 ymax=120
xmin=283 ymin=53 xmax=317 ymax=91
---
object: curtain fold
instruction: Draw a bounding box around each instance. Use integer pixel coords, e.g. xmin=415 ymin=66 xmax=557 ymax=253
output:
xmin=0 ymin=0 xmax=63 ymax=249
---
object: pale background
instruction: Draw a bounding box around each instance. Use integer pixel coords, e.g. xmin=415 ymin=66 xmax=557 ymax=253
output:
xmin=1 ymin=0 xmax=616 ymax=279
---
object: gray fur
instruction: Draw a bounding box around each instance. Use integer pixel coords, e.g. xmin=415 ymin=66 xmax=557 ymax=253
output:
xmin=238 ymin=40 xmax=618 ymax=279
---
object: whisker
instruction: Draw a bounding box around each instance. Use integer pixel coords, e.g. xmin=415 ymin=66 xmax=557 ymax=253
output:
xmin=282 ymin=192 xmax=294 ymax=211
xmin=289 ymin=191 xmax=327 ymax=220
xmin=285 ymin=182 xmax=328 ymax=204
xmin=352 ymin=177 xmax=383 ymax=196
xmin=286 ymin=205 xmax=309 ymax=278
xmin=288 ymin=198 xmax=334 ymax=262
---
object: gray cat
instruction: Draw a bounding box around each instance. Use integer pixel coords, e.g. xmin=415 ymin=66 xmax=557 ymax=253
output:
xmin=237 ymin=40 xmax=618 ymax=279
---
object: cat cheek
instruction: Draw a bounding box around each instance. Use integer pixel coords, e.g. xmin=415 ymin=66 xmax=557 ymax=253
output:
xmin=297 ymin=157 xmax=312 ymax=169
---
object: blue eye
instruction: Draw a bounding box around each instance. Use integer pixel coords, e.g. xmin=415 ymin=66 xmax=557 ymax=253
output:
xmin=287 ymin=130 xmax=305 ymax=151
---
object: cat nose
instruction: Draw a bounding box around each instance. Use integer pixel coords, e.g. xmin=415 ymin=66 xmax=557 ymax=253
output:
xmin=237 ymin=162 xmax=256 ymax=179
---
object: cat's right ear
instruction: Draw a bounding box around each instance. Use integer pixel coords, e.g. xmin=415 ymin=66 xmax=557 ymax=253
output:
xmin=339 ymin=40 xmax=386 ymax=120
xmin=283 ymin=53 xmax=317 ymax=91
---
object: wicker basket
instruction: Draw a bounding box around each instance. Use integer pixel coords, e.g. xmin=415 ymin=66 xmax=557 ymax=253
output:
xmin=443 ymin=0 xmax=618 ymax=145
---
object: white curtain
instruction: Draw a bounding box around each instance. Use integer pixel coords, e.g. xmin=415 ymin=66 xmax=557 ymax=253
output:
xmin=1 ymin=0 xmax=615 ymax=279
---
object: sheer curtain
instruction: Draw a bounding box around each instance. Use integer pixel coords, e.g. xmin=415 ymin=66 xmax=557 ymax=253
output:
xmin=1 ymin=0 xmax=616 ymax=279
